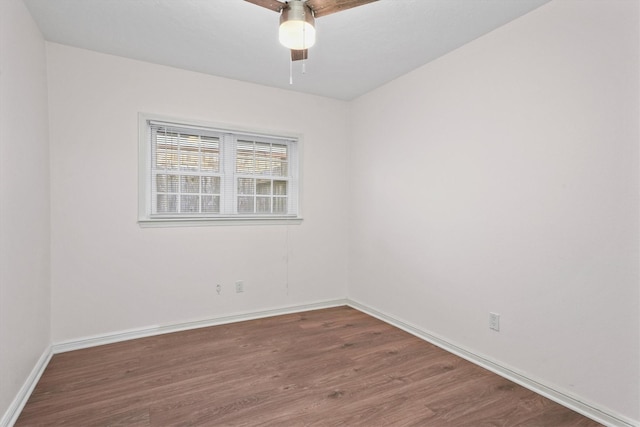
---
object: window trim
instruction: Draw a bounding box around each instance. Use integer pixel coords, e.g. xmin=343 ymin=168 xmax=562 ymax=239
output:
xmin=138 ymin=113 xmax=303 ymax=227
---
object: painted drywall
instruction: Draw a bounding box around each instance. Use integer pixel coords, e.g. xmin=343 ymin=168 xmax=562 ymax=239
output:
xmin=349 ymin=0 xmax=639 ymax=422
xmin=0 ymin=0 xmax=51 ymax=420
xmin=47 ymin=43 xmax=350 ymax=343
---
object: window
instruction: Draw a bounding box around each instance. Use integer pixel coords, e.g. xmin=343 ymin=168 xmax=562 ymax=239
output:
xmin=139 ymin=114 xmax=301 ymax=226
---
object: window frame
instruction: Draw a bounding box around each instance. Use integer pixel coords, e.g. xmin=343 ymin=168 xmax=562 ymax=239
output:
xmin=138 ymin=113 xmax=303 ymax=227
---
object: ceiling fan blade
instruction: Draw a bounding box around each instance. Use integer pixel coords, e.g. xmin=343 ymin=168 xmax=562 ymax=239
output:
xmin=244 ymin=0 xmax=286 ymax=13
xmin=306 ymin=0 xmax=378 ymax=18
xmin=291 ymin=49 xmax=308 ymax=61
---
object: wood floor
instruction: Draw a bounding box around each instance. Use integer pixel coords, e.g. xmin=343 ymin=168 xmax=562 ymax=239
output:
xmin=16 ymin=306 xmax=602 ymax=426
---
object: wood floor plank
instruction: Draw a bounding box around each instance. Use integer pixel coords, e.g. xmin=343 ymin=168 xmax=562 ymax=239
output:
xmin=15 ymin=306 xmax=602 ymax=426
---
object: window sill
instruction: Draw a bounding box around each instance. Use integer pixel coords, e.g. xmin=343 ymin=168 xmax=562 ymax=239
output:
xmin=138 ymin=216 xmax=303 ymax=228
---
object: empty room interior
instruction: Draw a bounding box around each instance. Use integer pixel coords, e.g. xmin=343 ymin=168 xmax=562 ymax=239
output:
xmin=1 ymin=0 xmax=639 ymax=425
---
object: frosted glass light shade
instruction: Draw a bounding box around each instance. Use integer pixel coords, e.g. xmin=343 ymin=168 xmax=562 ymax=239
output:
xmin=279 ymin=1 xmax=316 ymax=50
xmin=279 ymin=21 xmax=316 ymax=50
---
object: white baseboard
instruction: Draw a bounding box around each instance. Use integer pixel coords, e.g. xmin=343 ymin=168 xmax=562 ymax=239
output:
xmin=347 ymin=299 xmax=638 ymax=427
xmin=53 ymin=298 xmax=348 ymax=354
xmin=0 ymin=347 xmax=52 ymax=427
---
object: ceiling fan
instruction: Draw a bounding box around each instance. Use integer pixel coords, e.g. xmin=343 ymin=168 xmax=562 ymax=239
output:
xmin=245 ymin=0 xmax=378 ymax=62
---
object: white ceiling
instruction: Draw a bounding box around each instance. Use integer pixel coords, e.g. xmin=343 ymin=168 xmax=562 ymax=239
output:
xmin=24 ymin=0 xmax=551 ymax=100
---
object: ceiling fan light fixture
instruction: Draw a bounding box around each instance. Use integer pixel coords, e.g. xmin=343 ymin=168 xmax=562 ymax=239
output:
xmin=279 ymin=1 xmax=316 ymax=50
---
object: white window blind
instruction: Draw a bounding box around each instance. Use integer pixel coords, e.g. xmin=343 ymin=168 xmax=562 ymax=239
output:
xmin=139 ymin=115 xmax=300 ymax=225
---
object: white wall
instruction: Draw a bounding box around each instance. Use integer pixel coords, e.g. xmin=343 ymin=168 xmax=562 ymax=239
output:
xmin=0 ymin=0 xmax=51 ymax=420
xmin=349 ymin=0 xmax=639 ymax=422
xmin=47 ymin=43 xmax=350 ymax=343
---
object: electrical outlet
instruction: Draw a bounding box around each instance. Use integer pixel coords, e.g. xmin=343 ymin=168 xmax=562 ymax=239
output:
xmin=235 ymin=280 xmax=244 ymax=293
xmin=489 ymin=312 xmax=500 ymax=332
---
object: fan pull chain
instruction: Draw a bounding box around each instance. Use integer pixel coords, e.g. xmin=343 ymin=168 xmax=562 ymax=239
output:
xmin=289 ymin=56 xmax=293 ymax=85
